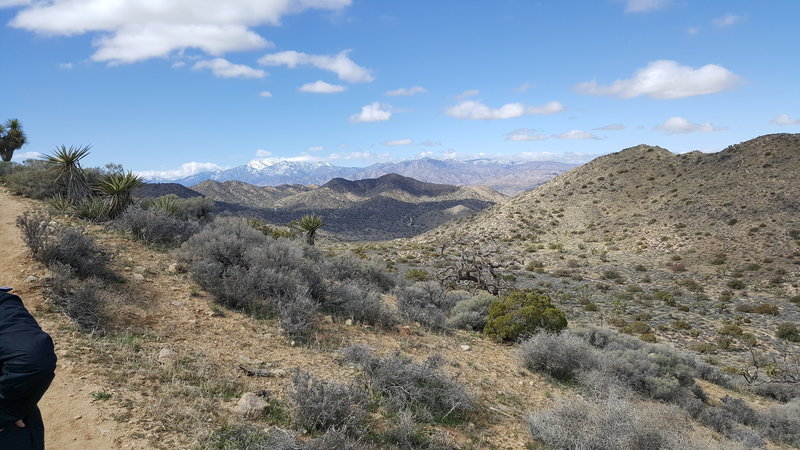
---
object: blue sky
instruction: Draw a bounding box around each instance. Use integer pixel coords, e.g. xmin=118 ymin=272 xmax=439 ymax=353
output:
xmin=1 ymin=0 xmax=798 ymax=179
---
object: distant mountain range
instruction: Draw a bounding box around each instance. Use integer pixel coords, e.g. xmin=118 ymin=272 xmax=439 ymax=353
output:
xmin=142 ymin=157 xmax=577 ymax=195
xmin=135 ymin=173 xmax=507 ymax=241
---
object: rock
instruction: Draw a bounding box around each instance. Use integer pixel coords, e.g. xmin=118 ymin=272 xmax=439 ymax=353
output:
xmin=167 ymin=263 xmax=182 ymax=274
xmin=460 ymin=345 xmax=471 ymax=351
xmin=345 ymin=319 xmax=353 ymax=326
xmin=158 ymin=348 xmax=179 ymax=366
xmin=133 ymin=266 xmax=146 ymax=274
xmin=322 ymin=315 xmax=334 ymax=324
xmin=235 ymin=392 xmax=269 ymax=417
xmin=132 ymin=273 xmax=145 ymax=281
xmin=26 ymin=275 xmax=38 ymax=283
xmin=270 ymin=369 xmax=287 ymax=377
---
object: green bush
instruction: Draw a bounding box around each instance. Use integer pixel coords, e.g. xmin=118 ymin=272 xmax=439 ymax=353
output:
xmin=404 ymin=268 xmax=430 ymax=282
xmin=483 ymin=290 xmax=567 ymax=342
xmin=776 ymin=323 xmax=800 ymax=342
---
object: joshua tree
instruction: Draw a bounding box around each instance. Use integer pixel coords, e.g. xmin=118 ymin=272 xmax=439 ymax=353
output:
xmin=95 ymin=171 xmax=142 ymax=218
xmin=291 ymin=214 xmax=324 ymax=246
xmin=0 ymin=119 xmax=27 ymax=162
xmin=44 ymin=145 xmax=92 ymax=204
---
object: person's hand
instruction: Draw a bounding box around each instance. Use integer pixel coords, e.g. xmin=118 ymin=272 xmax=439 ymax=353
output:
xmin=15 ymin=420 xmax=25 ymax=428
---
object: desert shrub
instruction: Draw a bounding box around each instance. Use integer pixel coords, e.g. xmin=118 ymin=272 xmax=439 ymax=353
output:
xmin=790 ymin=295 xmax=800 ymax=304
xmin=621 ymin=320 xmax=652 ymax=335
xmin=445 ymin=292 xmax=496 ymax=331
xmin=47 ymin=263 xmax=106 ymax=332
xmin=140 ymin=194 xmax=214 ymax=220
xmin=727 ymin=279 xmax=746 ymax=290
xmin=279 ymin=293 xmax=318 ymax=343
xmin=72 ymin=196 xmax=113 ymax=222
xmin=303 ymin=429 xmax=372 ymax=450
xmin=404 ymin=269 xmax=430 ymax=281
xmin=776 ymin=323 xmax=800 ymax=342
xmin=17 ymin=212 xmax=111 ymax=278
xmin=518 ymin=332 xmax=598 ymax=381
xmin=484 ymin=290 xmax=567 ymax=342
xmin=323 ymin=255 xmax=397 ymax=292
xmin=3 ymin=160 xmax=61 ymax=199
xmin=114 ymin=206 xmax=201 ymax=247
xmin=326 ymin=282 xmax=396 ymax=326
xmin=758 ymin=400 xmax=800 ymax=446
xmin=736 ymin=303 xmax=779 ymax=315
xmin=198 ymin=424 xmax=298 ymax=450
xmin=527 ymin=391 xmax=714 ymax=450
xmin=383 ymin=410 xmax=454 ymax=450
xmin=288 ymin=371 xmax=367 ymax=434
xmin=340 ymin=345 xmax=473 ymax=423
xmin=247 ymin=218 xmax=297 ymax=240
xmin=395 ymin=282 xmax=454 ymax=331
xmin=753 ymin=383 xmax=798 ymax=403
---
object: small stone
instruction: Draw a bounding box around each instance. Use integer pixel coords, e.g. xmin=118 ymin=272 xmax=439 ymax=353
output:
xmin=171 ymin=301 xmax=183 ymax=307
xmin=133 ymin=266 xmax=146 ymax=274
xmin=270 ymin=369 xmax=287 ymax=377
xmin=158 ymin=348 xmax=179 ymax=365
xmin=73 ymin=415 xmax=82 ymax=420
xmin=322 ymin=315 xmax=334 ymax=324
xmin=132 ymin=273 xmax=145 ymax=281
xmin=460 ymin=345 xmax=471 ymax=351
xmin=167 ymin=263 xmax=182 ymax=274
xmin=345 ymin=319 xmax=353 ymax=326
xmin=235 ymin=393 xmax=269 ymax=417
xmin=26 ymin=275 xmax=38 ymax=283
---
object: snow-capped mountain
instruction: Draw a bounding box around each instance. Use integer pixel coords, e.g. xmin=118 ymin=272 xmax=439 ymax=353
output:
xmin=142 ymin=157 xmax=577 ymax=195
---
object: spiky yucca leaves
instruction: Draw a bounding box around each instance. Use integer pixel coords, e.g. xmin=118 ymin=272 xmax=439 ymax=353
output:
xmin=95 ymin=171 xmax=142 ymax=218
xmin=0 ymin=118 xmax=27 ymax=162
xmin=291 ymin=214 xmax=324 ymax=246
xmin=44 ymin=145 xmax=91 ymax=204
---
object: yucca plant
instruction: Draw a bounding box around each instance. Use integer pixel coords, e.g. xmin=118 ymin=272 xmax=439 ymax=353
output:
xmin=149 ymin=194 xmax=180 ymax=216
xmin=47 ymin=195 xmax=74 ymax=215
xmin=95 ymin=171 xmax=142 ymax=218
xmin=290 ymin=214 xmax=324 ymax=246
xmin=0 ymin=118 xmax=27 ymax=162
xmin=44 ymin=145 xmax=91 ymax=204
xmin=74 ymin=196 xmax=113 ymax=222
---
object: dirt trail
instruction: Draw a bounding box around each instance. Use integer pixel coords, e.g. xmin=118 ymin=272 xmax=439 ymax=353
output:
xmin=0 ymin=189 xmax=151 ymax=449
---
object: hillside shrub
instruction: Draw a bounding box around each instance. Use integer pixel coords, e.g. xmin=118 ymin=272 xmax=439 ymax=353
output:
xmin=484 ymin=290 xmax=567 ymax=342
xmin=3 ymin=160 xmax=61 ymax=199
xmin=776 ymin=323 xmax=800 ymax=342
xmin=278 ymin=292 xmax=318 ymax=343
xmin=327 ymin=281 xmax=396 ymax=326
xmin=17 ymin=212 xmax=111 ymax=278
xmin=527 ymin=391 xmax=710 ymax=450
xmin=289 ymin=371 xmax=367 ymax=434
xmin=47 ymin=263 xmax=106 ymax=332
xmin=340 ymin=345 xmax=473 ymax=423
xmin=758 ymin=400 xmax=800 ymax=446
xmin=395 ymin=282 xmax=454 ymax=331
xmin=140 ymin=194 xmax=214 ymax=220
xmin=445 ymin=292 xmax=496 ymax=331
xmin=323 ymin=255 xmax=397 ymax=292
xmin=114 ymin=206 xmax=201 ymax=247
xmin=404 ymin=269 xmax=430 ymax=282
xmin=518 ymin=332 xmax=598 ymax=381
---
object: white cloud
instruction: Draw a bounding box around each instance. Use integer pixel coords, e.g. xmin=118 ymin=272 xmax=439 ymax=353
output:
xmin=516 ymin=151 xmax=598 ymax=164
xmin=259 ymin=91 xmax=272 ymax=98
xmin=11 ymin=151 xmax=41 ymax=161
xmin=349 ymin=102 xmax=392 ymax=123
xmin=553 ymin=130 xmax=600 ymax=140
xmin=593 ymin=123 xmax=626 ymax=131
xmin=770 ymin=114 xmax=800 ymax=126
xmin=192 ymin=58 xmax=265 ymax=78
xmin=58 ymin=62 xmax=73 ymax=70
xmin=456 ymin=89 xmax=480 ymax=99
xmin=255 ymin=149 xmax=272 ymax=156
xmin=258 ymin=50 xmax=373 ymax=83
xmin=308 ymin=146 xmax=325 ymax=152
xmin=8 ymin=1 xmax=350 ymax=65
xmin=298 ymin=80 xmax=346 ymax=93
xmin=442 ymin=149 xmax=458 ymax=159
xmin=574 ymin=60 xmax=741 ymax=99
xmin=385 ymin=86 xmax=427 ymax=96
xmin=686 ymin=26 xmax=701 ymax=35
xmin=421 ymin=140 xmax=442 ymax=147
xmin=445 ymin=100 xmax=564 ymax=120
xmin=505 ymin=129 xmax=548 ymax=141
xmin=136 ymin=161 xmax=226 ymax=180
xmin=625 ymin=0 xmax=670 ymax=13
xmin=514 ymin=82 xmax=533 ymax=92
xmin=654 ymin=117 xmax=726 ymax=134
xmin=171 ymin=61 xmax=186 ymax=68
xmin=327 ymin=151 xmax=375 ymax=160
xmin=418 ymin=151 xmax=434 ymax=158
xmin=383 ymin=139 xmax=412 ymax=146
xmin=713 ymin=13 xmax=744 ymax=28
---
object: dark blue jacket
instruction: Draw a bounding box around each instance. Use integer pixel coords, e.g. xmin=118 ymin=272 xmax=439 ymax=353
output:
xmin=0 ymin=292 xmax=56 ymax=429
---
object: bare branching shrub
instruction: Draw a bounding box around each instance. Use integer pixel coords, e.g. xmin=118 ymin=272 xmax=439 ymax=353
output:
xmin=47 ymin=263 xmax=106 ymax=332
xmin=303 ymin=429 xmax=372 ymax=450
xmin=436 ymin=237 xmax=506 ymax=295
xmin=114 ymin=206 xmax=200 ymax=247
xmin=340 ymin=345 xmax=473 ymax=423
xmin=327 ymin=282 xmax=396 ymax=326
xmin=288 ymin=371 xmax=367 ymax=434
xmin=279 ymin=293 xmax=318 ymax=344
xmin=518 ymin=332 xmax=598 ymax=381
xmin=395 ymin=282 xmax=454 ymax=331
xmin=527 ymin=390 xmax=727 ymax=450
xmin=197 ymin=425 xmax=297 ymax=450
xmin=445 ymin=291 xmax=495 ymax=331
xmin=17 ymin=212 xmax=111 ymax=278
xmin=384 ymin=410 xmax=454 ymax=450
